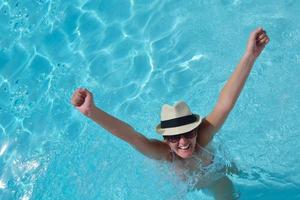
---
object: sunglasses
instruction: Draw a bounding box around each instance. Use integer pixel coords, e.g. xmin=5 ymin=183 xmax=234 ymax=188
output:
xmin=163 ymin=129 xmax=197 ymax=143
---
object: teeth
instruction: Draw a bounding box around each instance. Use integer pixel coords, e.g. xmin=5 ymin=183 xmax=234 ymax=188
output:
xmin=179 ymin=144 xmax=190 ymax=150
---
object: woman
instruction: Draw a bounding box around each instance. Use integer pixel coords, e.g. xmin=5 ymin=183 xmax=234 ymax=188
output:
xmin=71 ymin=28 xmax=269 ymax=199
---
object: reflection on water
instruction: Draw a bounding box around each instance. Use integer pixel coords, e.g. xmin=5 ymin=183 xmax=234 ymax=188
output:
xmin=0 ymin=0 xmax=300 ymax=199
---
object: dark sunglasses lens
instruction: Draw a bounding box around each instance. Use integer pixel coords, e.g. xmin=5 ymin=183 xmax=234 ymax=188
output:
xmin=165 ymin=135 xmax=180 ymax=142
xmin=164 ymin=130 xmax=196 ymax=142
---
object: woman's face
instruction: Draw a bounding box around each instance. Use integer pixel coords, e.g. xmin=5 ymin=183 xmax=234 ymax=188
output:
xmin=164 ymin=129 xmax=198 ymax=159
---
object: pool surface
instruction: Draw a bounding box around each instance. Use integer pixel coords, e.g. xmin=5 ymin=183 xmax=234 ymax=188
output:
xmin=1 ymin=0 xmax=300 ymax=199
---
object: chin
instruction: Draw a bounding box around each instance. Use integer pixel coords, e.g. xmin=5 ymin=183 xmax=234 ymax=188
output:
xmin=179 ymin=154 xmax=192 ymax=159
xmin=177 ymin=149 xmax=194 ymax=159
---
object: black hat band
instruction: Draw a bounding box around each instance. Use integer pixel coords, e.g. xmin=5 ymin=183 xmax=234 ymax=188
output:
xmin=161 ymin=114 xmax=197 ymax=128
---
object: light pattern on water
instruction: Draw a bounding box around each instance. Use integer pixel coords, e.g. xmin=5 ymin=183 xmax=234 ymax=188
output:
xmin=0 ymin=0 xmax=300 ymax=199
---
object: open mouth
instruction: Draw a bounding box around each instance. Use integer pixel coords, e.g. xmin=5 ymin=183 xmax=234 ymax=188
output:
xmin=178 ymin=144 xmax=191 ymax=151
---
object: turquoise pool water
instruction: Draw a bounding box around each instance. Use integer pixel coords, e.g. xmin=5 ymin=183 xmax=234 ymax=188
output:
xmin=1 ymin=0 xmax=300 ymax=199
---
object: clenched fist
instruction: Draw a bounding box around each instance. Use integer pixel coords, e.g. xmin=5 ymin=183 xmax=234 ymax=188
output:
xmin=71 ymin=88 xmax=95 ymax=117
xmin=245 ymin=27 xmax=270 ymax=59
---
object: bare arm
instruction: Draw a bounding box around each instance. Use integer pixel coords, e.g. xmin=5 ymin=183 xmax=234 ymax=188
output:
xmin=71 ymin=89 xmax=171 ymax=161
xmin=198 ymin=28 xmax=270 ymax=146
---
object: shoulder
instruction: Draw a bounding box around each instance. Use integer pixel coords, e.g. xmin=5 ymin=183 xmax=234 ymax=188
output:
xmin=161 ymin=140 xmax=173 ymax=162
xmin=196 ymin=117 xmax=215 ymax=147
xmin=147 ymin=139 xmax=173 ymax=162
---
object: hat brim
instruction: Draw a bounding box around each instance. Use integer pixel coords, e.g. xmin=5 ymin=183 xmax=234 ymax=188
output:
xmin=156 ymin=114 xmax=202 ymax=136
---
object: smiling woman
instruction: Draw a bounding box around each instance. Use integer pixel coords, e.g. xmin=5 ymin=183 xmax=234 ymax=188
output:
xmin=157 ymin=101 xmax=201 ymax=159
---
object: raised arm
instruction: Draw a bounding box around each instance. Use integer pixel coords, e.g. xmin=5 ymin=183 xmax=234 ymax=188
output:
xmin=198 ymin=28 xmax=269 ymax=146
xmin=71 ymin=88 xmax=171 ymax=161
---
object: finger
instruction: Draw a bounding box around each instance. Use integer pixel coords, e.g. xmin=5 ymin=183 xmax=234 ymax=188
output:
xmin=77 ymin=96 xmax=85 ymax=102
xmin=258 ymin=37 xmax=268 ymax=44
xmin=72 ymin=96 xmax=81 ymax=106
xmin=75 ymin=95 xmax=85 ymax=106
xmin=77 ymin=92 xmax=86 ymax=98
xmin=78 ymin=88 xmax=87 ymax=95
xmin=72 ymin=98 xmax=80 ymax=106
xmin=257 ymin=35 xmax=267 ymax=43
xmin=83 ymin=89 xmax=93 ymax=102
xmin=74 ymin=98 xmax=84 ymax=107
xmin=265 ymin=37 xmax=270 ymax=44
xmin=72 ymin=90 xmax=84 ymax=103
xmin=251 ymin=27 xmax=264 ymax=38
xmin=76 ymin=89 xmax=88 ymax=100
xmin=72 ymin=88 xmax=84 ymax=100
xmin=71 ymin=92 xmax=78 ymax=105
xmin=260 ymin=37 xmax=269 ymax=45
xmin=257 ymin=31 xmax=266 ymax=40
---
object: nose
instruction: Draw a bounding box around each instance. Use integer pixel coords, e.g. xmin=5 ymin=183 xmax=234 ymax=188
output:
xmin=178 ymin=136 xmax=189 ymax=145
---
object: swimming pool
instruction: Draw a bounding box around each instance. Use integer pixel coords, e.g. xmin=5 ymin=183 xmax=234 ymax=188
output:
xmin=0 ymin=0 xmax=300 ymax=199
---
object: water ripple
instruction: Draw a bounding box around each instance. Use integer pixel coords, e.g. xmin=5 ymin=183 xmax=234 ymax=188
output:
xmin=1 ymin=0 xmax=300 ymax=199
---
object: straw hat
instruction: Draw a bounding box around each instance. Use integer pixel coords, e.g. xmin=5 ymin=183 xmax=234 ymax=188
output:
xmin=156 ymin=101 xmax=202 ymax=136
